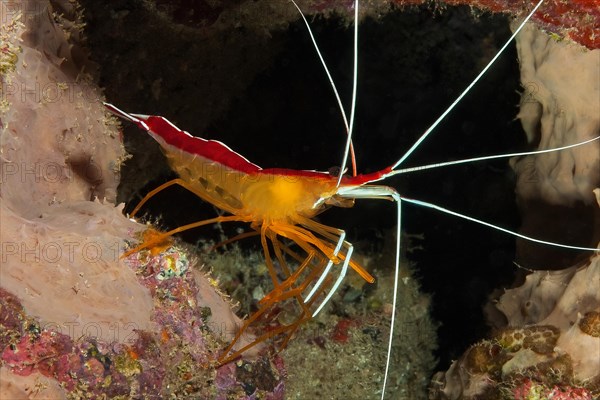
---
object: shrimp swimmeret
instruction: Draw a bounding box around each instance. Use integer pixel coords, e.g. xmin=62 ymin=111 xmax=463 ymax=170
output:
xmin=105 ymin=0 xmax=599 ymax=398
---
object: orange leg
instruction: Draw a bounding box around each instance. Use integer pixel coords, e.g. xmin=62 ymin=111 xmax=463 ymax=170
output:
xmin=210 ymin=231 xmax=260 ymax=251
xmin=130 ymin=178 xmax=192 ymax=217
xmin=268 ymin=230 xmax=294 ymax=278
xmin=121 ymin=215 xmax=248 ymax=259
xmin=218 ymin=226 xmax=330 ymax=364
xmin=274 ymin=239 xmax=307 ymax=265
xmin=269 ymin=222 xmax=372 ymax=319
xmin=271 ymin=224 xmax=335 ymax=264
xmin=297 ymin=216 xmax=375 ymax=283
xmin=219 ymin=255 xmax=333 ymax=365
xmin=218 ymin=227 xmax=284 ymax=363
xmin=219 ymin=251 xmax=328 ymax=365
xmin=257 ymin=225 xmax=318 ymax=306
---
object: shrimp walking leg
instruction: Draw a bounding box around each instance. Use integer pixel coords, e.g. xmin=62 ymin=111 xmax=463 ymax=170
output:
xmin=130 ymin=178 xmax=231 ymax=218
xmin=218 ymin=228 xmax=326 ymax=364
xmin=211 ymin=231 xmax=260 ymax=251
xmin=129 ymin=178 xmax=180 ymax=217
xmin=121 ymin=215 xmax=248 ymax=258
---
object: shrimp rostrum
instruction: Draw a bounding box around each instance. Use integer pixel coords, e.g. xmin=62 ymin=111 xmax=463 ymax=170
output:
xmin=105 ymin=0 xmax=600 ymax=397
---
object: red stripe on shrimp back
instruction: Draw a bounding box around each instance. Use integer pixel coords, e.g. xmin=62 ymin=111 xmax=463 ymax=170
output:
xmin=141 ymin=116 xmax=343 ymax=180
xmin=120 ymin=110 xmax=378 ymax=181
xmin=142 ymin=115 xmax=262 ymax=174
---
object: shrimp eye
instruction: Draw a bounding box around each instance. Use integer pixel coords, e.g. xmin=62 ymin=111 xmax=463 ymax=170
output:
xmin=328 ymin=166 xmax=343 ymax=176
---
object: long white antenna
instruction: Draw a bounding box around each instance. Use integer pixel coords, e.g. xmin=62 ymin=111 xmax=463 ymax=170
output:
xmin=336 ymin=0 xmax=359 ymax=187
xmin=392 ymin=0 xmax=546 ymax=170
xmin=382 ymin=193 xmax=401 ymax=400
xmin=334 ymin=185 xmax=402 ymax=400
xmin=401 ymin=197 xmax=600 ymax=252
xmin=290 ymin=0 xmax=357 ymax=183
xmin=387 ymin=136 xmax=600 ymax=177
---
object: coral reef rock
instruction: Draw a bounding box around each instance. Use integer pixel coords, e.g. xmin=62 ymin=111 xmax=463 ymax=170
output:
xmin=511 ymin=21 xmax=600 ymax=268
xmin=430 ymin=199 xmax=600 ymax=398
xmin=430 ymin=246 xmax=600 ymax=398
xmin=1 ymin=0 xmax=150 ymax=346
xmin=439 ymin=0 xmax=600 ymax=49
xmin=429 ymin=17 xmax=600 ymax=399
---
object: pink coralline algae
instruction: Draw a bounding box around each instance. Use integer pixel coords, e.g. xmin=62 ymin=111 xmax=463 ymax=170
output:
xmin=0 ymin=241 xmax=287 ymax=399
xmin=513 ymin=378 xmax=594 ymax=400
xmin=0 ymin=288 xmax=130 ymax=397
xmin=392 ymin=0 xmax=600 ymax=49
xmin=122 ymin=245 xmax=287 ymax=398
xmin=2 ymin=331 xmax=128 ymax=395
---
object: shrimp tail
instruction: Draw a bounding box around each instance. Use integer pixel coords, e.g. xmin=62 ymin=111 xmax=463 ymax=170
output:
xmin=103 ymin=102 xmax=151 ymax=131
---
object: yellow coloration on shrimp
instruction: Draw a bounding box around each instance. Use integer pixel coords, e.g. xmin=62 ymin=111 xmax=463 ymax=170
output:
xmin=242 ymin=174 xmax=337 ymax=223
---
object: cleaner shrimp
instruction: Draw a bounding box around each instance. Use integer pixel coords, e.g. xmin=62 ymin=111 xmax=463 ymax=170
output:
xmin=105 ymin=0 xmax=599 ymax=398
